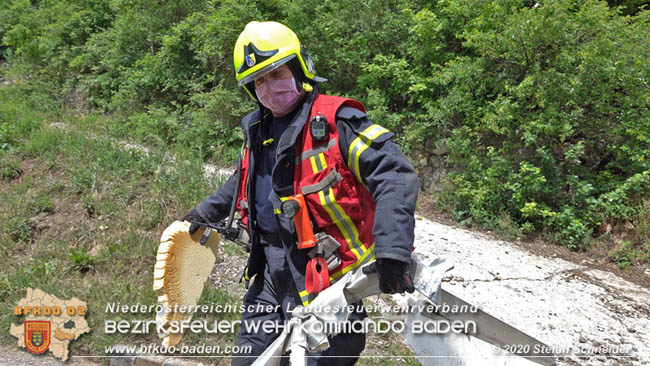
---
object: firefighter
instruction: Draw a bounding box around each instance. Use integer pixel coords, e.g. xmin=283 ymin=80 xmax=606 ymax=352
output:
xmin=182 ymin=21 xmax=418 ymax=365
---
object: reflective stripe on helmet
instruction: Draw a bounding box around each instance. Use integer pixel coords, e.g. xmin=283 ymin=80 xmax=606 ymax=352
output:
xmin=237 ymin=54 xmax=296 ymax=87
xmin=234 ymin=21 xmax=325 ymax=101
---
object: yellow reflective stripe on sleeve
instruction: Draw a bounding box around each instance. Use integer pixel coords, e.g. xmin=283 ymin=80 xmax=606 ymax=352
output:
xmin=347 ymin=124 xmax=390 ymax=183
xmin=317 ymin=187 xmax=366 ymax=260
xmin=360 ymin=124 xmax=390 ymax=141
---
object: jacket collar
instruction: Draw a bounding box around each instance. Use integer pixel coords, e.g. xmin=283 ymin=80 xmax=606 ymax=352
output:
xmin=241 ymin=88 xmax=318 ymax=152
xmin=276 ymin=88 xmax=318 ymax=155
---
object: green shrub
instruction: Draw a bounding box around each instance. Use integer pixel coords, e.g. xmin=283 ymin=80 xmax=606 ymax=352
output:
xmin=608 ymin=241 xmax=639 ymax=269
xmin=432 ymin=1 xmax=650 ymax=250
xmin=1 ymin=0 xmax=649 ymax=256
xmin=6 ymin=216 xmax=32 ymax=243
xmin=69 ymin=246 xmax=95 ymax=273
xmin=0 ymin=156 xmax=21 ymax=180
xmin=599 ymin=170 xmax=650 ymax=221
xmin=21 ymin=128 xmax=64 ymax=157
xmin=0 ymin=85 xmax=44 ymax=151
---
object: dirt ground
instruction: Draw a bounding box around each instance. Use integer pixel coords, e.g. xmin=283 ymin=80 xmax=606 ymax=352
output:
xmin=416 ymin=193 xmax=650 ymax=289
xmin=401 ymin=213 xmax=649 ymax=366
xmin=3 ymin=122 xmax=647 ymax=365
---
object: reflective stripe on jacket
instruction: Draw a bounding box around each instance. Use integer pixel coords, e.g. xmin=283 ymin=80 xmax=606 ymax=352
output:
xmin=198 ymin=90 xmax=419 ymax=306
xmin=293 ymin=95 xmax=379 ymax=282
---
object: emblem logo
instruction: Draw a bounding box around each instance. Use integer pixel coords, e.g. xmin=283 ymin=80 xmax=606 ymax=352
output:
xmin=25 ymin=320 xmax=51 ymax=354
xmin=245 ymin=53 xmax=256 ymax=67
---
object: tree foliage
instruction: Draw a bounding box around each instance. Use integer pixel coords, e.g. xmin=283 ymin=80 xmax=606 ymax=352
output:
xmin=1 ymin=0 xmax=648 ymax=253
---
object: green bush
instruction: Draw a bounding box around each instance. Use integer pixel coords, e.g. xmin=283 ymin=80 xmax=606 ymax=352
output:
xmin=0 ymin=156 xmax=22 ymax=181
xmin=1 ymin=0 xmax=649 ymax=256
xmin=429 ymin=1 xmax=650 ymax=249
xmin=6 ymin=216 xmax=32 ymax=243
xmin=0 ymin=85 xmax=46 ymax=151
xmin=608 ymin=241 xmax=641 ymax=269
xmin=599 ymin=170 xmax=650 ymax=221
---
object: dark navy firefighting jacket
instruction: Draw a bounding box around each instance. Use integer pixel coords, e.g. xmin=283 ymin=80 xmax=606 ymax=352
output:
xmin=195 ymin=89 xmax=419 ymax=289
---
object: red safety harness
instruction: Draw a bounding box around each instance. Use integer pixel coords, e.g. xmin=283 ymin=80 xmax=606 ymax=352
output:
xmin=237 ymin=95 xmax=381 ymax=299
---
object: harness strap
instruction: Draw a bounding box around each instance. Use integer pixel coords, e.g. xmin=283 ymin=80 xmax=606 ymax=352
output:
xmin=300 ymin=169 xmax=343 ymax=195
xmin=297 ymin=138 xmax=338 ymax=163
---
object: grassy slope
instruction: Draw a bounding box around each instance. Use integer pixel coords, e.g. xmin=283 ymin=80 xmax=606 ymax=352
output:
xmin=0 ymin=81 xmax=418 ymax=364
xmin=0 ymin=80 xmax=241 ymax=357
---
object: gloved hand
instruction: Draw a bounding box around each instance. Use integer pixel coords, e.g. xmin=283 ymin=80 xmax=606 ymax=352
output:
xmin=180 ymin=209 xmax=204 ymax=235
xmin=363 ymin=258 xmax=415 ymax=294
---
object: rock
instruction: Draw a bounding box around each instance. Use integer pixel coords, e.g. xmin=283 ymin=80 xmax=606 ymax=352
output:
xmin=424 ymin=139 xmax=434 ymax=151
xmin=428 ymin=181 xmax=443 ymax=192
xmin=88 ymin=244 xmax=103 ymax=257
xmin=428 ymin=155 xmax=444 ymax=169
xmin=50 ymin=122 xmax=67 ymax=129
xmin=432 ymin=144 xmax=450 ymax=155
xmin=604 ymin=223 xmax=612 ymax=234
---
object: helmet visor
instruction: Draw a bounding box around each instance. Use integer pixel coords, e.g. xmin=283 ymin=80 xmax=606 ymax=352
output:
xmin=238 ymin=54 xmax=296 ymax=87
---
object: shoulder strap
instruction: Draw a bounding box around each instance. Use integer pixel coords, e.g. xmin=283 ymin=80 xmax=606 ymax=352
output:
xmin=310 ymin=95 xmax=365 ymax=124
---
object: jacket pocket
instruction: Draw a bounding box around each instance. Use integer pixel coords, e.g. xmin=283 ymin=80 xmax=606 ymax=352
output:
xmin=301 ymin=167 xmax=364 ymax=230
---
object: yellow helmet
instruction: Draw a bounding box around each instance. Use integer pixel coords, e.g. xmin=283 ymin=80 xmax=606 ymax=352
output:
xmin=233 ymin=21 xmax=326 ymax=100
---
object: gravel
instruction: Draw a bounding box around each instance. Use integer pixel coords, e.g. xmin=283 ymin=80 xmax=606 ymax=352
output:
xmin=393 ymin=216 xmax=650 ymax=365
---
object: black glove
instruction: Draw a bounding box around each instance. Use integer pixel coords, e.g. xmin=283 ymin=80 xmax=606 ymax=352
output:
xmin=363 ymin=258 xmax=415 ymax=294
xmin=181 ymin=209 xmax=204 ymax=235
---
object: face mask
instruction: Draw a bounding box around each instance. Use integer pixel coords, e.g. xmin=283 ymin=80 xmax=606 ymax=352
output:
xmin=255 ymin=77 xmax=302 ymax=116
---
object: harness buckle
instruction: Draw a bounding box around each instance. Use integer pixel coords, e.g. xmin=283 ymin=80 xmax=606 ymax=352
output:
xmin=304 ymin=232 xmax=343 ymax=294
